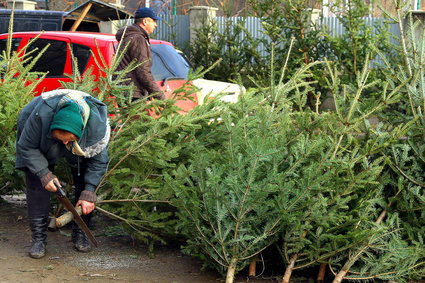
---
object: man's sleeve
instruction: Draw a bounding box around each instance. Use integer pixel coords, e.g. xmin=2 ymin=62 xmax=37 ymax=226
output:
xmin=130 ymin=37 xmax=165 ymax=99
xmin=84 ymin=149 xmax=108 ymax=190
xmin=16 ymin=114 xmax=50 ymax=178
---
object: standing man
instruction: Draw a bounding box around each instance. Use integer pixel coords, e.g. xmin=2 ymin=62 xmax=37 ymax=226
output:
xmin=115 ymin=7 xmax=165 ymax=101
xmin=16 ymin=89 xmax=110 ymax=259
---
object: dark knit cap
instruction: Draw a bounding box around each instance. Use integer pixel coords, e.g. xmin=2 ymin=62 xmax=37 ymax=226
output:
xmin=50 ymin=102 xmax=84 ymax=138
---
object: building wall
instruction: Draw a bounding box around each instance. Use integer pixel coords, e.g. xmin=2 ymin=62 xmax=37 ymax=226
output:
xmin=123 ymin=0 xmax=248 ymax=16
xmin=1 ymin=0 xmax=418 ymax=16
xmin=372 ymin=0 xmax=400 ymax=17
xmin=47 ymin=0 xmax=129 ymax=11
xmin=122 ymin=0 xmax=144 ymax=13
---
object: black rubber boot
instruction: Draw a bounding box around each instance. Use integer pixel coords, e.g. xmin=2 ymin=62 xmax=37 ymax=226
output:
xmin=28 ymin=217 xmax=48 ymax=259
xmin=72 ymin=222 xmax=92 ymax=252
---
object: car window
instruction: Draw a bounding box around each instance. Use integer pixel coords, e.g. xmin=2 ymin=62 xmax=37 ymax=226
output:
xmin=0 ymin=38 xmax=21 ymax=57
xmin=176 ymin=50 xmax=193 ymax=69
xmin=151 ymin=44 xmax=189 ymax=81
xmin=25 ymin=38 xmax=67 ymax=77
xmin=71 ymin=43 xmax=91 ymax=75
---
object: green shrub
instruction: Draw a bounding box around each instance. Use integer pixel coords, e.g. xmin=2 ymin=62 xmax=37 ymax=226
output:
xmin=0 ymin=37 xmax=44 ymax=193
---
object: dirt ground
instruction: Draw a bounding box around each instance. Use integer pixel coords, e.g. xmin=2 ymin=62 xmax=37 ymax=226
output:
xmin=0 ymin=197 xmax=280 ymax=283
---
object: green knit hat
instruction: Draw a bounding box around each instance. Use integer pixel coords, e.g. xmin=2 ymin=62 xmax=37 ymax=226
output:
xmin=50 ymin=102 xmax=84 ymax=139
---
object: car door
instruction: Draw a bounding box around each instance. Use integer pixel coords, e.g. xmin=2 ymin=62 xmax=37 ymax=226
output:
xmin=150 ymin=43 xmax=198 ymax=113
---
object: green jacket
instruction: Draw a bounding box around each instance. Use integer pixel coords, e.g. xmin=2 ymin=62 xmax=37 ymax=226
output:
xmin=16 ymin=89 xmax=110 ymax=192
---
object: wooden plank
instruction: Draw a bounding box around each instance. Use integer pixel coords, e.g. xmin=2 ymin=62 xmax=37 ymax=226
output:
xmin=70 ymin=2 xmax=93 ymax=31
xmin=66 ymin=11 xmax=103 ymax=22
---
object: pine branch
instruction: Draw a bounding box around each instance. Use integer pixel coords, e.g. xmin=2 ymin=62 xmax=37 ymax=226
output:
xmin=98 ymin=199 xmax=171 ymax=204
xmin=390 ymin=162 xmax=425 ymax=188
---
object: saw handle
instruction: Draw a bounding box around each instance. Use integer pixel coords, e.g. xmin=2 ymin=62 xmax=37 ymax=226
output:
xmin=53 ymin=179 xmax=67 ymax=197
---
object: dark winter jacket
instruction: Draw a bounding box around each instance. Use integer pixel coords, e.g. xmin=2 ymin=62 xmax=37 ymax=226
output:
xmin=16 ymin=89 xmax=110 ymax=194
xmin=115 ymin=24 xmax=165 ymax=100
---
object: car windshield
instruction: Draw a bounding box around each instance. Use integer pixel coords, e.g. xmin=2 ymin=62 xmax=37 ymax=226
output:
xmin=151 ymin=44 xmax=189 ymax=81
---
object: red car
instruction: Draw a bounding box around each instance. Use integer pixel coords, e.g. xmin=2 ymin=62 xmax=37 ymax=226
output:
xmin=0 ymin=31 xmax=197 ymax=112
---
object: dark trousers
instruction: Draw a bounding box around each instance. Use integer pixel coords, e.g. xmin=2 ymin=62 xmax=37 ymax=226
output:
xmin=25 ymin=167 xmax=91 ymax=223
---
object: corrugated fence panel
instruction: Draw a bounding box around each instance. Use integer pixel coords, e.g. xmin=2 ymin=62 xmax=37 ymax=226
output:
xmin=154 ymin=14 xmax=190 ymax=49
xmin=117 ymin=16 xmax=190 ymax=49
xmin=319 ymin=16 xmax=401 ymax=65
xmin=321 ymin=16 xmax=345 ymax=37
xmin=216 ymin=16 xmax=269 ymax=56
xmin=125 ymin=15 xmax=401 ymax=57
xmin=320 ymin=16 xmax=400 ymax=41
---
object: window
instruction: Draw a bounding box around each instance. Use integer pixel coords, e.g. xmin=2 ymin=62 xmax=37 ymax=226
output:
xmin=25 ymin=39 xmax=67 ymax=77
xmin=151 ymin=44 xmax=189 ymax=81
xmin=71 ymin=43 xmax=91 ymax=75
xmin=0 ymin=38 xmax=22 ymax=57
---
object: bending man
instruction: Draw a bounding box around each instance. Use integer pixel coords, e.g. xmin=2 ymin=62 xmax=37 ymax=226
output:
xmin=16 ymin=89 xmax=110 ymax=258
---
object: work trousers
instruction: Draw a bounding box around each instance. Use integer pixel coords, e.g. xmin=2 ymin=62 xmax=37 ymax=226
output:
xmin=25 ymin=166 xmax=91 ymax=223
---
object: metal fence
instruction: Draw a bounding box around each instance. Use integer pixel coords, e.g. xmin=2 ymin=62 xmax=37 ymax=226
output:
xmin=216 ymin=16 xmax=270 ymax=56
xmin=320 ymin=16 xmax=401 ymax=42
xmin=152 ymin=15 xmax=401 ymax=53
xmin=116 ymin=15 xmax=190 ymax=49
xmin=154 ymin=14 xmax=190 ymax=49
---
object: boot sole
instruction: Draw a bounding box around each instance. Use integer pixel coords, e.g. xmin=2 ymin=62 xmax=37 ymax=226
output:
xmin=29 ymin=252 xmax=46 ymax=259
xmin=74 ymin=245 xmax=92 ymax=253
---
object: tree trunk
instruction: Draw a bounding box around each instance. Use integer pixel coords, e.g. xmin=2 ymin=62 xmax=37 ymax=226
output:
xmin=55 ymin=206 xmax=82 ymax=228
xmin=48 ymin=203 xmax=63 ymax=231
xmin=332 ymin=209 xmax=387 ymax=283
xmin=281 ymin=254 xmax=298 ymax=283
xmin=317 ymin=263 xmax=327 ymax=282
xmin=248 ymin=256 xmax=257 ymax=277
xmin=226 ymin=258 xmax=238 ymax=283
xmin=333 ymin=269 xmax=348 ymax=283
